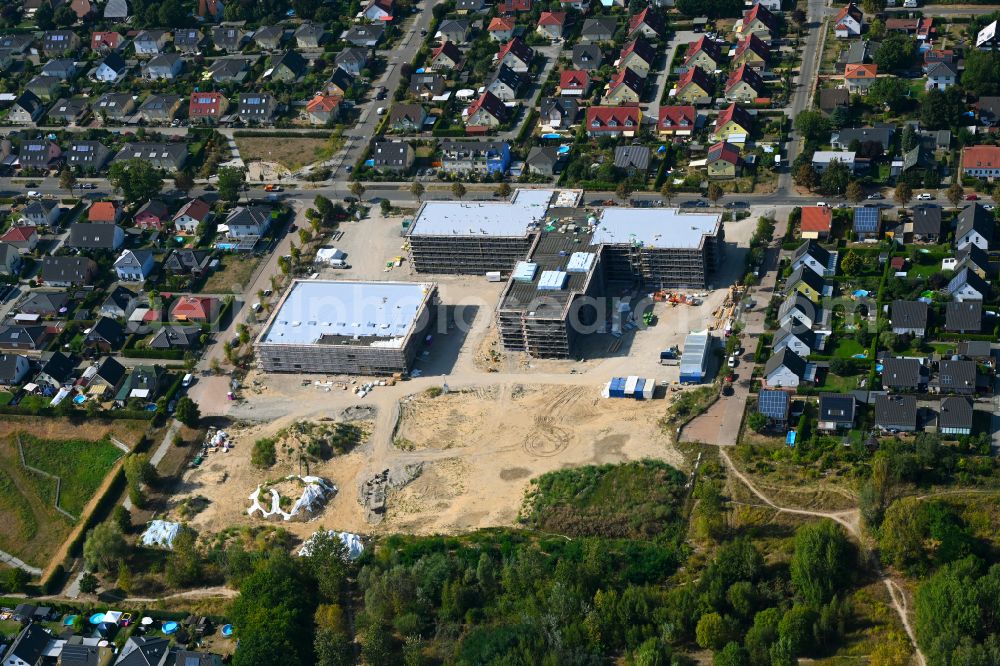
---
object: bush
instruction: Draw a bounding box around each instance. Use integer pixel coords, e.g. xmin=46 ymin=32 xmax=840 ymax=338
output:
xmin=252 ymin=437 xmax=277 ymax=468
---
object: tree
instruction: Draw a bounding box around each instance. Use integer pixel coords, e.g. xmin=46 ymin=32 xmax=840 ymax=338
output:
xmin=315 ymin=629 xmax=354 ymax=666
xmin=379 ymin=199 xmax=391 ymax=215
xmin=869 ymin=631 xmax=912 ymax=666
xmin=174 ymin=396 xmax=200 ymax=427
xmin=34 ymin=1 xmax=54 ymax=28
xmin=873 ymin=35 xmax=917 ymax=73
xmin=59 ymin=167 xmax=76 ymax=196
xmin=921 ymin=87 xmax=964 ymax=130
xmin=696 ymin=612 xmax=737 ymax=650
xmin=218 ymin=166 xmax=245 ymax=203
xmin=124 ymin=453 xmax=156 ymax=490
xmin=79 ymin=571 xmax=99 ymax=594
xmin=845 ymin=180 xmax=864 ymax=204
xmin=675 ymin=0 xmax=743 ymax=20
xmin=947 ymin=183 xmax=965 ymax=208
xmin=116 ymin=561 xmax=134 ymax=595
xmin=794 ymin=164 xmax=819 ymax=191
xmin=791 ymin=9 xmax=806 ymax=27
xmin=795 ymin=111 xmax=831 ymax=143
xmin=790 ymin=520 xmax=853 ymax=605
xmin=495 ymin=182 xmax=511 ymax=198
xmin=867 ymin=77 xmax=909 ymax=113
xmin=616 ymin=182 xmax=634 ymax=200
xmin=451 ymin=182 xmax=467 ymax=200
xmin=173 ymin=171 xmax=195 ymax=194
xmin=840 ymin=250 xmax=865 ymax=276
xmin=83 ymin=521 xmax=129 ymax=573
xmin=108 ymin=158 xmax=164 ymax=204
xmin=349 ymin=181 xmax=366 ymax=199
xmin=410 ymin=180 xmax=425 ymax=202
xmin=707 ymin=183 xmax=724 ymax=204
xmin=894 ymin=182 xmax=913 ymax=210
xmin=0 ymin=567 xmax=28 ymax=593
xmin=861 ymin=0 xmax=885 ymax=14
xmin=820 ymin=159 xmax=850 ymax=196
xmin=660 ymin=180 xmax=675 ymax=206
xmin=252 ymin=437 xmax=277 ymax=468
xmin=714 ymin=642 xmax=750 ymax=666
xmin=747 ymin=411 xmax=768 ymax=433
xmin=961 ymin=50 xmax=1000 ymax=96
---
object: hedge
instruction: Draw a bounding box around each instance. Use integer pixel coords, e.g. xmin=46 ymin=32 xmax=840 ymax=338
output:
xmin=121 ymin=348 xmax=186 ymax=360
xmin=0 ymin=404 xmax=153 ymax=419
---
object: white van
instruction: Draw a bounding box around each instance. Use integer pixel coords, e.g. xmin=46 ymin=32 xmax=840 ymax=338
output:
xmin=182 ymin=373 xmax=194 ymax=388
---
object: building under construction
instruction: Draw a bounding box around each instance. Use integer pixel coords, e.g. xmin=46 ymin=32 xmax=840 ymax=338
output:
xmin=255 ymin=279 xmax=437 ymax=375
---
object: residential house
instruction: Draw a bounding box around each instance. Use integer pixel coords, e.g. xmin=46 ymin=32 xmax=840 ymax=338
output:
xmin=138 ymin=94 xmax=183 ymax=123
xmin=842 ymin=38 xmax=875 ymax=66
xmin=953 ymin=245 xmax=991 ymax=278
xmin=0 ymin=325 xmax=50 ymax=351
xmin=658 ymin=105 xmax=697 ymax=137
xmin=844 ymin=63 xmax=878 ymax=94
xmin=66 ymin=141 xmax=111 ymax=172
xmin=683 ymin=35 xmax=723 ymax=71
xmin=8 ymin=92 xmax=44 ymax=125
xmin=909 ymin=205 xmax=941 ymax=242
xmin=238 ymin=93 xmax=279 ymax=124
xmin=737 ymin=3 xmax=778 ymax=39
xmin=0 ymin=226 xmax=38 ymax=253
xmin=41 ymin=58 xmax=77 ymax=79
xmin=961 ymin=145 xmax=1000 ymax=180
xmin=925 ymin=61 xmax=957 ymax=90
xmin=253 ymin=26 xmax=286 ymax=50
xmin=818 ymin=393 xmax=856 ymax=431
xmin=95 ymin=53 xmax=128 ymax=82
xmin=580 ymin=17 xmax=616 ymax=42
xmin=325 ymin=69 xmax=355 ymax=97
xmin=819 ymin=88 xmax=850 ymax=115
xmin=440 ymin=140 xmax=511 ymax=175
xmin=343 ymin=25 xmax=384 ymax=47
xmin=785 ymin=265 xmax=825 ymax=302
xmin=2 ymin=624 xmax=49 ymax=666
xmin=939 ymin=396 xmax=973 ymax=436
xmin=882 ymin=357 xmax=926 ymax=391
xmin=614 ymin=145 xmax=650 ymax=174
xmin=559 ymin=70 xmax=590 ymax=96
xmin=602 ymin=67 xmax=643 ymax=105
xmin=189 ymin=92 xmax=229 ymax=124
xmin=134 ymin=199 xmax=169 ymax=230
xmin=733 ymin=33 xmax=769 ymax=71
xmin=923 ymin=48 xmax=956 ymax=72
xmin=371 ymin=140 xmax=415 ymax=172
xmin=711 ymin=103 xmax=752 ymax=141
xmin=36 ymin=351 xmax=75 ymax=387
xmin=91 ymin=356 xmax=127 ymax=393
xmin=890 ymin=299 xmax=928 ymax=337
xmin=335 ymin=47 xmax=369 ymax=76
xmin=223 ymin=206 xmax=272 ymax=245
xmin=68 ymin=223 xmax=125 ymax=251
xmin=812 ymin=151 xmax=857 ymax=173
xmin=947 ymin=268 xmax=990 ymax=302
xmin=0 ymin=34 xmax=32 ymax=54
xmin=88 ymin=200 xmax=121 ymax=224
xmin=800 ymin=205 xmax=832 ymax=240
xmin=295 ymin=23 xmax=326 ymax=48
xmin=94 ymin=92 xmax=135 ymax=121
xmin=524 ymin=146 xmax=561 ymax=176
xmin=114 ymin=249 xmax=155 ymax=282
xmin=305 ymin=95 xmax=341 ymax=125
xmin=149 ymin=325 xmax=202 ymax=350
xmin=40 ymin=256 xmax=98 ymax=286
xmin=975 ymin=96 xmax=1000 ymax=126
xmin=143 ymin=53 xmax=183 ymax=80
xmin=387 ymin=104 xmax=428 ymax=132
xmin=834 ymin=3 xmax=863 ymax=38
xmin=466 ymin=91 xmax=510 ymax=127
xmin=944 ymin=300 xmax=982 ymax=333
xmin=268 ymin=50 xmax=308 ymax=82
xmin=174 ymin=28 xmax=206 ymax=53
xmin=757 ymin=388 xmax=791 ymax=427
xmin=208 ymin=57 xmax=253 ymax=83
xmin=19 ymin=291 xmax=71 ymax=319
xmin=42 ymin=30 xmax=80 ymax=56
xmin=0 ymin=243 xmax=22 ymax=277
xmin=20 ymin=201 xmax=60 ymax=228
xmin=674 ymin=66 xmax=712 ymax=102
xmin=171 ymin=296 xmax=217 ymax=322
xmin=791 ymin=240 xmax=837 ymax=277
xmin=628 ymin=7 xmax=665 ymax=39
xmin=487 ymin=16 xmax=516 ymax=41
xmin=955 ymin=203 xmax=994 ymax=250
xmin=100 ymin=285 xmax=137 ymax=319
xmin=363 ymin=0 xmax=394 ymax=21
xmin=586 ymin=106 xmax=641 ymax=136
xmin=763 ymin=348 xmax=808 ymax=388
xmin=85 ymin=317 xmax=125 ymax=353
xmin=26 ymin=75 xmax=63 ymax=101
xmin=706 ymin=140 xmax=742 ymax=179
xmin=875 ymin=394 xmax=918 ymax=432
xmin=487 ymin=65 xmax=526 ymax=101
xmin=572 ymin=44 xmax=602 ymax=70
xmin=18 ymin=141 xmax=62 ymax=170
xmin=456 ymin=0 xmax=488 ymax=12
xmin=164 ymin=249 xmax=212 ymax=275
xmin=133 ymin=30 xmax=169 ymax=56
xmin=725 ymin=64 xmax=766 ymax=102
xmin=619 ymin=37 xmax=655 ymax=77
xmin=778 ymin=292 xmax=817 ymax=330
xmin=430 ymin=41 xmax=463 ymax=70
xmin=772 ymin=325 xmax=816 ymax=357
xmin=539 ymin=97 xmax=579 ymax=129
xmin=496 ymin=38 xmax=533 ymax=72
xmin=537 ymin=12 xmax=568 ymax=40
xmin=104 ymin=0 xmax=129 ymax=22
xmin=830 ymin=126 xmax=893 ymax=152
xmin=498 ymin=0 xmax=532 ymax=11
xmin=213 ymin=26 xmax=246 ymax=51
xmin=934 ymin=359 xmax=977 ymax=395
xmin=437 ymin=19 xmax=470 ymax=43
xmin=115 ymin=637 xmax=170 ymax=666
xmin=886 ymin=17 xmax=933 ymax=40
xmin=409 ymin=72 xmax=446 ymax=98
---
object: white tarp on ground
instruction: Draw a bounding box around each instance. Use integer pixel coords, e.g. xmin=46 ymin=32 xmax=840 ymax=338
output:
xmin=315 ymin=247 xmax=346 ymax=263
xmin=247 ymin=476 xmax=337 ymax=521
xmin=140 ymin=520 xmax=181 ymax=549
xmin=298 ymin=530 xmax=365 ymax=560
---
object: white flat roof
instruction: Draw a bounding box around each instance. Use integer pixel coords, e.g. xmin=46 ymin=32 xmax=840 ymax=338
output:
xmin=408 ymin=189 xmax=555 ymax=237
xmin=592 ymin=208 xmax=721 ymax=249
xmin=261 ymin=280 xmax=433 ymax=346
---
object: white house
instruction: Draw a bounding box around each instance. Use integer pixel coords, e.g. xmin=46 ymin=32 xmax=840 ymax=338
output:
xmin=764 ymin=349 xmax=808 ymax=388
xmin=833 ymin=3 xmax=864 ymax=38
xmin=812 ymin=151 xmax=857 ymax=173
xmin=790 ymin=240 xmax=837 ymax=277
xmin=772 ymin=326 xmax=816 ymax=358
xmin=925 ymin=61 xmax=957 ymax=90
xmin=95 ymin=54 xmax=128 ymax=82
xmin=114 ymin=249 xmax=155 ymax=282
xmin=172 ymin=199 xmax=211 ymax=233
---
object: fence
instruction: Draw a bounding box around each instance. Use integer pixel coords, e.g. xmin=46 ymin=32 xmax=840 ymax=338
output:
xmin=17 ymin=435 xmax=78 ymax=522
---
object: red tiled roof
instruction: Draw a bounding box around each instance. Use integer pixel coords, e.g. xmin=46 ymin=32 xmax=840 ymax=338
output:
xmin=801 ymin=206 xmax=833 ymax=232
xmin=467 ymin=91 xmax=509 ymax=122
xmin=628 ymin=7 xmax=663 ymax=36
xmin=189 ymin=91 xmax=227 ymax=116
xmin=306 ymin=94 xmax=342 ymax=113
xmin=0 ymin=226 xmax=37 ymax=242
xmin=707 ymin=141 xmax=741 ymax=165
xmin=845 ymin=63 xmax=877 ymax=79
xmin=432 ymin=41 xmax=463 ymax=63
xmin=714 ymin=103 xmax=753 ymax=132
xmin=88 ymin=201 xmax=118 ymax=222
xmin=620 ymin=36 xmax=654 ymax=65
xmin=725 ymin=63 xmax=765 ymax=92
xmin=607 ymin=67 xmax=643 ymax=95
xmin=962 ymin=145 xmax=1000 ymax=170
xmin=834 ymin=3 xmax=862 ymax=23
xmin=497 ymin=37 xmax=533 ymax=64
xmin=743 ymin=3 xmax=778 ymax=30
xmin=174 ymin=199 xmax=211 ymax=222
xmin=586 ymin=106 xmax=640 ymax=131
xmin=677 ymin=66 xmax=712 ymax=93
xmin=488 ymin=16 xmax=515 ymax=31
xmin=734 ymin=34 xmax=769 ymax=61
xmin=538 ymin=11 xmax=567 ymax=25
xmin=560 ymin=69 xmax=589 ymax=89
xmin=91 ymin=31 xmax=120 ymax=50
xmin=684 ymin=35 xmax=722 ymax=66
xmin=658 ymin=105 xmax=695 ymax=129
xmin=498 ymin=0 xmax=531 ymax=11
xmin=171 ymin=296 xmax=215 ymax=321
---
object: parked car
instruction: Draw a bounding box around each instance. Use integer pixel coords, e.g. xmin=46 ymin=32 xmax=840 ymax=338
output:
xmin=965 ymin=194 xmax=979 ymax=201
xmin=867 ymin=193 xmax=883 ymax=200
xmin=916 ymin=193 xmax=934 ymax=200
xmin=727 ymin=354 xmax=737 ymax=368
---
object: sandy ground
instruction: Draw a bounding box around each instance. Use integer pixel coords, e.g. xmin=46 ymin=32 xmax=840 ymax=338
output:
xmin=171 ymin=383 xmax=684 ymax=538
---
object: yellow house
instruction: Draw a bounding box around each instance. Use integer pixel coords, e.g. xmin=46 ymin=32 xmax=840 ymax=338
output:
xmin=619 ymin=38 xmax=654 ymax=78
xmin=602 ymin=67 xmax=642 ymax=105
xmin=711 ymin=103 xmax=753 ymax=141
xmin=786 ymin=266 xmax=824 ymax=303
xmin=737 ymin=3 xmax=778 ymax=39
xmin=675 ymin=66 xmax=712 ymax=102
xmin=724 ymin=64 xmax=766 ymax=103
xmin=732 ymin=34 xmax=769 ymax=71
xmin=706 ymin=141 xmax=741 ymax=179
xmin=683 ymin=35 xmax=723 ymax=72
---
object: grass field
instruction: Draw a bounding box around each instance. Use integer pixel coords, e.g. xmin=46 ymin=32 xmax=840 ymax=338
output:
xmin=234 ymin=136 xmax=343 ymax=171
xmin=200 ymin=255 xmax=261 ymax=294
xmin=827 ymin=336 xmax=866 ymax=358
xmin=19 ymin=435 xmax=123 ymax=516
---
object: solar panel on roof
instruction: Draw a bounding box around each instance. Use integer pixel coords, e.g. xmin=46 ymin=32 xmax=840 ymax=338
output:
xmin=758 ymin=389 xmax=789 ymax=418
xmin=853 ymin=206 xmax=879 ymax=232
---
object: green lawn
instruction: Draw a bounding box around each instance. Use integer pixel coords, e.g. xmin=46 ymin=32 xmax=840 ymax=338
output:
xmin=19 ymin=435 xmax=123 ymax=516
xmin=0 ymin=392 xmax=12 ymax=406
xmin=816 ymin=372 xmax=863 ymax=393
xmin=828 ymin=337 xmax=866 ymax=358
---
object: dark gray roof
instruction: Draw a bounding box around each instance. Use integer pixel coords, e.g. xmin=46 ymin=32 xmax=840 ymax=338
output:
xmin=785 ymin=265 xmax=824 ymax=294
xmin=409 ymin=72 xmax=445 ymax=96
xmin=939 ymin=396 xmax=973 ymax=430
xmin=572 ymin=43 xmax=602 ymax=70
xmin=270 ymin=50 xmax=307 ymax=77
xmin=0 ymin=325 xmax=46 ymax=348
xmin=890 ymin=300 xmax=928 ymax=330
xmin=5 ymin=624 xmax=49 ymax=664
xmin=69 ymin=223 xmax=121 ymax=249
xmin=882 ymin=357 xmax=922 ymax=388
xmin=149 ymin=324 xmax=201 ymax=349
xmin=371 ymin=140 xmax=412 ymax=168
xmin=581 ymin=16 xmax=617 ymax=38
xmin=875 ymin=393 xmax=917 ymax=428
xmin=525 ymin=145 xmax=560 ymax=168
xmin=956 ymin=203 xmax=994 ymax=246
xmin=819 ymin=88 xmax=849 ymax=112
xmin=88 ymin=316 xmax=125 ymax=346
xmin=115 ymin=636 xmax=170 ymax=666
xmin=778 ymin=292 xmax=815 ymax=324
xmin=614 ymin=145 xmax=650 ymax=170
xmin=831 ymin=126 xmax=894 ymax=150
xmin=539 ymin=96 xmax=579 ymax=122
xmin=489 ymin=64 xmax=525 ymax=91
xmin=819 ymin=393 xmax=855 ymax=422
xmin=95 ymin=356 xmax=126 ymax=386
xmin=911 ymin=205 xmax=941 ymax=235
xmin=773 ymin=324 xmax=816 ymax=349
xmin=41 ymin=256 xmax=98 ymax=284
xmin=945 ymin=300 xmax=982 ymax=332
xmin=957 ymin=340 xmax=992 ymax=358
xmin=40 ymin=351 xmax=75 ymax=383
xmin=0 ymin=353 xmax=28 ymax=382
xmin=791 ymin=239 xmax=833 ymax=268
xmin=20 ymin=290 xmax=69 ymax=314
xmin=936 ymin=359 xmax=976 ymax=392
xmin=60 ymin=643 xmax=105 ymax=666
xmin=955 ymin=244 xmax=991 ymax=276
xmin=764 ymin=348 xmax=806 ymax=378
